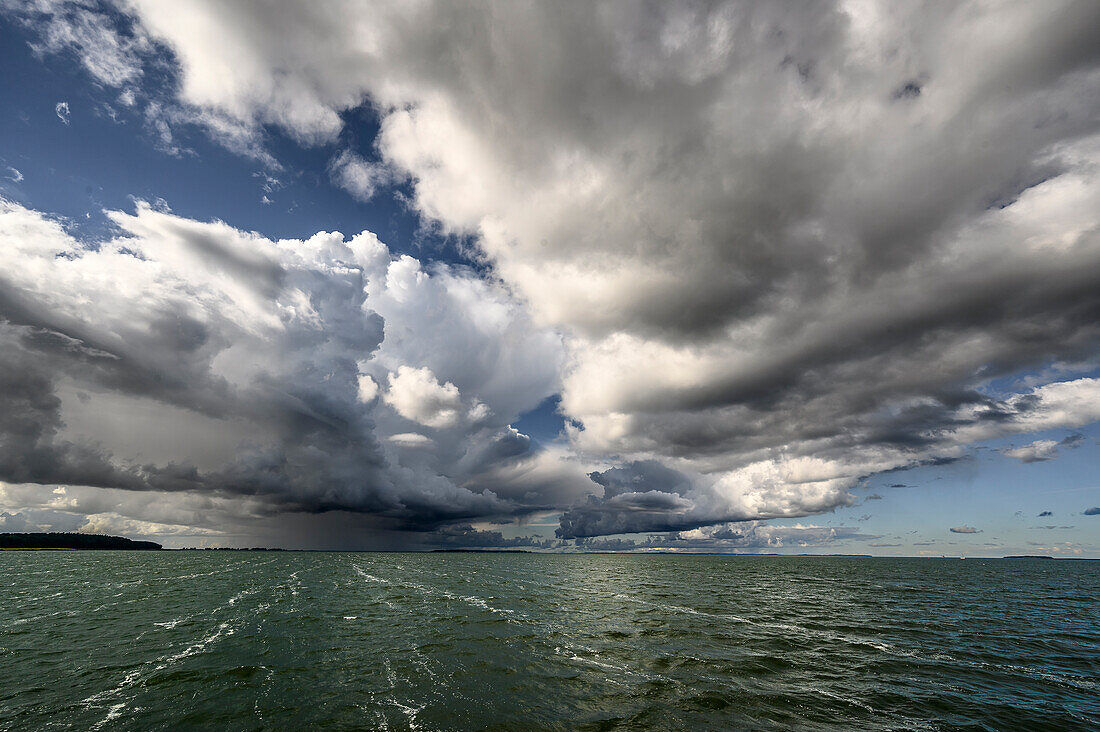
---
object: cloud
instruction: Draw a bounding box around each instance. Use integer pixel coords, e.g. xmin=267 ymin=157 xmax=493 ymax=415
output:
xmin=1038 ymin=510 xmax=1053 ymax=517
xmin=1085 ymin=507 xmax=1100 ymax=516
xmin=0 ymin=510 xmax=33 ymax=532
xmin=557 ymin=459 xmax=855 ymax=539
xmin=4 ymin=166 xmax=22 ymax=183
xmin=4 ymin=1 xmax=1100 ymax=541
xmin=0 ymin=198 xmax=584 ymax=540
xmin=14 ymin=1 xmax=150 ymax=87
xmin=77 ymin=512 xmax=222 ymax=539
xmin=421 ymin=524 xmax=554 ymax=550
xmin=949 ymin=526 xmax=982 ymax=534
xmin=865 ymin=494 xmax=883 ymax=500
xmin=387 ymin=432 xmax=432 ymax=448
xmin=1060 ymin=433 xmax=1087 ymax=447
xmin=329 ymin=149 xmax=391 ymax=202
xmin=0 ymin=483 xmax=228 ymax=540
xmin=1002 ymin=439 xmax=1061 ymax=463
xmin=1 ymin=3 xmax=281 ymax=166
xmin=574 ymin=521 xmax=878 ymax=553
xmin=356 ymin=374 xmax=379 ymax=404
xmin=1003 ymin=433 xmax=1088 ymax=462
xmin=384 ymin=366 xmax=470 ymax=429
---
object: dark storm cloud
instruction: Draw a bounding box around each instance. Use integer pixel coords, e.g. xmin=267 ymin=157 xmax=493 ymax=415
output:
xmin=557 ymin=491 xmax=699 ymax=540
xmin=588 ymin=461 xmax=695 ymax=499
xmin=0 ymin=317 xmax=432 ymax=521
xmin=557 ymin=462 xmax=732 ymax=539
xmin=0 ymin=342 xmax=147 ymax=492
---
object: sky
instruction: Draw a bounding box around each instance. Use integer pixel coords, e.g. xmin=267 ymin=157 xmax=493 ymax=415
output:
xmin=0 ymin=0 xmax=1098 ymax=555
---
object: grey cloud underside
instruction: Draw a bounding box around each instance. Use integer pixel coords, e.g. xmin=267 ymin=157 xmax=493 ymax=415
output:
xmin=421 ymin=524 xmax=557 ymax=550
xmin=574 ymin=522 xmax=878 ymax=553
xmin=3 ymin=1 xmax=1100 ymax=542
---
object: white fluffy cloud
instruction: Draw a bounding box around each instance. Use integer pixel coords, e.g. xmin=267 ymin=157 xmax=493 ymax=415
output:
xmin=385 ymin=366 xmax=469 ymax=429
xmin=1002 ymin=440 xmax=1060 ymax=463
xmin=4 ymin=1 xmax=1100 ymax=542
xmin=1001 ymin=431 xmax=1087 ymax=463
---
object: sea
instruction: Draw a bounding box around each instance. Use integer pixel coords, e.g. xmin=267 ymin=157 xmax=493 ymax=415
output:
xmin=1 ymin=552 xmax=1097 ymax=731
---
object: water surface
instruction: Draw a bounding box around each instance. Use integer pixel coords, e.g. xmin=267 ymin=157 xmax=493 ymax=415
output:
xmin=2 ymin=553 xmax=1097 ymax=730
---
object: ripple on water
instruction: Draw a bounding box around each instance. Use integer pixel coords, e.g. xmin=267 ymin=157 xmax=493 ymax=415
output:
xmin=1 ymin=553 xmax=1097 ymax=731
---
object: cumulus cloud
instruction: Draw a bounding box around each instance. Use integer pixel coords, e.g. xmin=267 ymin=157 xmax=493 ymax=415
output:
xmin=3 ymin=1 xmax=1100 ymax=541
xmin=356 ymin=374 xmax=379 ymax=404
xmin=1003 ymin=433 xmax=1087 ymax=462
xmin=0 ymin=197 xmax=583 ymax=540
xmin=1003 ymin=440 xmax=1061 ymax=463
xmin=385 ymin=366 xmax=469 ymax=429
xmin=950 ymin=526 xmax=982 ymax=534
xmin=1085 ymin=507 xmax=1100 ymax=516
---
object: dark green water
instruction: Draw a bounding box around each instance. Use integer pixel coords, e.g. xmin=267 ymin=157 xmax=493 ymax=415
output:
xmin=1 ymin=553 xmax=1097 ymax=731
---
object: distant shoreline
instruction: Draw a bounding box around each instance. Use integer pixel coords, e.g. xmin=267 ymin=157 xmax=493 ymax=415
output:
xmin=0 ymin=533 xmax=161 ymax=550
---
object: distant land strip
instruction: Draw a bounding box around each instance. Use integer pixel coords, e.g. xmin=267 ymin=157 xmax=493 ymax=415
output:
xmin=0 ymin=533 xmax=161 ymax=550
